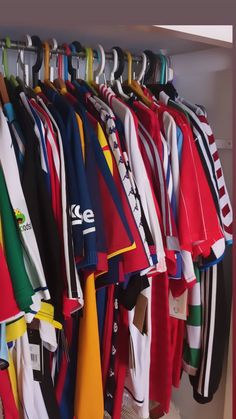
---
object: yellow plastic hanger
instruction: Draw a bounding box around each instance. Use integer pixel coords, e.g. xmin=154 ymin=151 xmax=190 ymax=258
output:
xmin=125 ymin=50 xmax=132 ymax=86
xmin=83 ymin=47 xmax=98 ymax=96
xmin=35 ymin=41 xmax=52 ymax=94
xmin=85 ymin=47 xmax=93 ymax=84
xmin=124 ymin=50 xmax=153 ymax=107
xmin=42 ymin=39 xmax=58 ymax=92
xmin=43 ymin=41 xmax=50 ymax=81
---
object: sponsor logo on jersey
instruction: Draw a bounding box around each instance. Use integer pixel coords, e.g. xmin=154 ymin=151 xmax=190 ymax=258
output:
xmin=14 ymin=209 xmax=32 ymax=232
xmin=71 ymin=205 xmax=96 ymax=234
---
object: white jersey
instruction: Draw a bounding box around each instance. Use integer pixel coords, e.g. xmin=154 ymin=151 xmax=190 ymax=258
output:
xmin=0 ymin=110 xmax=49 ymax=302
xmin=99 ymin=85 xmax=166 ymax=273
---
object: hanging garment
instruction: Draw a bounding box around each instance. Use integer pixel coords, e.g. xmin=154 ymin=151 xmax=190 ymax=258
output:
xmin=74 ymin=273 xmax=104 ymax=419
xmin=9 ymin=92 xmax=64 ymax=323
xmin=0 ymin=166 xmax=39 ymax=316
xmin=67 ymin=84 xmax=156 ymax=274
xmin=0 ymin=244 xmax=20 ymax=323
xmin=99 ymin=85 xmax=166 ymax=273
xmin=183 ymin=265 xmax=202 ymax=375
xmin=36 ymin=97 xmax=83 ymax=315
xmin=190 ymin=262 xmax=230 ymax=403
xmin=0 ymin=110 xmax=49 ymax=303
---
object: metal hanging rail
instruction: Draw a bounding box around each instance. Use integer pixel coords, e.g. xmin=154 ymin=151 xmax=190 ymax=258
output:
xmin=0 ymin=39 xmax=143 ymax=62
xmin=0 ymin=39 xmax=231 ymax=150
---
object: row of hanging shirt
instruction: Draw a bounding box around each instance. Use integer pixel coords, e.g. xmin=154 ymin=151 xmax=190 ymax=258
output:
xmin=0 ymin=36 xmax=233 ymax=419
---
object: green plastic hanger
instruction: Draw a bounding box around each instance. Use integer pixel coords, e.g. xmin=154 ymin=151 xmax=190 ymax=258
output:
xmin=2 ymin=37 xmax=11 ymax=79
xmin=159 ymin=53 xmax=166 ymax=85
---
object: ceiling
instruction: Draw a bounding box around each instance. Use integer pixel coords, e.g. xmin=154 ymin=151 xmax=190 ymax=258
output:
xmin=0 ymin=25 xmax=220 ymax=56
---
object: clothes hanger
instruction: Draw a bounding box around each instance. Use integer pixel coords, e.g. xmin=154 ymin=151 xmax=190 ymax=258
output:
xmin=166 ymin=55 xmax=174 ymax=82
xmin=38 ymin=40 xmax=57 ymax=96
xmin=53 ymin=43 xmax=68 ymax=92
xmin=164 ymin=55 xmax=169 ymax=84
xmin=48 ymin=38 xmax=58 ymax=82
xmin=78 ymin=46 xmax=97 ymax=96
xmin=2 ymin=36 xmax=19 ymax=89
xmin=17 ymin=35 xmax=31 ymax=86
xmin=113 ymin=46 xmax=125 ymax=80
xmin=111 ymin=47 xmax=129 ymax=100
xmin=31 ymin=35 xmax=43 ymax=88
xmin=61 ymin=43 xmax=71 ymax=82
xmin=109 ymin=48 xmax=118 ymax=85
xmin=85 ymin=47 xmax=93 ymax=84
xmin=143 ymin=50 xmax=157 ymax=84
xmin=136 ymin=52 xmax=147 ymax=84
xmin=67 ymin=42 xmax=96 ymax=97
xmin=43 ymin=41 xmax=50 ymax=81
xmin=2 ymin=37 xmax=11 ymax=79
xmin=68 ymin=41 xmax=83 ymax=82
xmin=152 ymin=55 xmax=178 ymax=101
xmin=69 ymin=41 xmax=95 ymax=95
xmin=123 ymin=50 xmax=153 ymax=107
xmin=157 ymin=53 xmax=166 ymax=85
xmin=93 ymin=44 xmax=106 ymax=85
xmin=89 ymin=44 xmax=106 ymax=94
xmin=41 ymin=38 xmax=58 ymax=93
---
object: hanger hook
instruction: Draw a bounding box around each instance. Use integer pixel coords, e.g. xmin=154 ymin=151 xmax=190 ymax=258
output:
xmin=110 ymin=48 xmax=118 ymax=84
xmin=94 ymin=44 xmax=106 ymax=84
xmin=48 ymin=38 xmax=58 ymax=80
xmin=137 ymin=52 xmax=147 ymax=84
xmin=43 ymin=41 xmax=50 ymax=81
xmin=31 ymin=35 xmax=43 ymax=87
xmin=85 ymin=47 xmax=93 ymax=83
xmin=61 ymin=43 xmax=71 ymax=81
xmin=68 ymin=41 xmax=84 ymax=81
xmin=2 ymin=36 xmax=11 ymax=79
xmin=143 ymin=50 xmax=156 ymax=84
xmin=125 ymin=50 xmax=132 ymax=85
xmin=112 ymin=46 xmax=125 ymax=81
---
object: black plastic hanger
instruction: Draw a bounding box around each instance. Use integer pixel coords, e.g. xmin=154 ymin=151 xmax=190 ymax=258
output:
xmin=145 ymin=51 xmax=178 ymax=100
xmin=112 ymin=47 xmax=125 ymax=80
xmin=68 ymin=41 xmax=84 ymax=81
xmin=31 ymin=35 xmax=43 ymax=88
xmin=143 ymin=50 xmax=157 ymax=84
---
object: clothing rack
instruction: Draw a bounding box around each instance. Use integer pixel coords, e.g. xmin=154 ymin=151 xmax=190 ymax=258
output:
xmin=0 ymin=39 xmax=232 ymax=150
xmin=0 ymin=39 xmax=142 ymax=62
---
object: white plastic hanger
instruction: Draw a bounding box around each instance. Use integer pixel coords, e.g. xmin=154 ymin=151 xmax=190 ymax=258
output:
xmin=110 ymin=48 xmax=118 ymax=84
xmin=113 ymin=49 xmax=129 ymax=100
xmin=113 ymin=76 xmax=129 ymax=99
xmin=167 ymin=55 xmax=174 ymax=82
xmin=48 ymin=38 xmax=58 ymax=82
xmin=94 ymin=44 xmax=106 ymax=84
xmin=17 ymin=35 xmax=31 ymax=86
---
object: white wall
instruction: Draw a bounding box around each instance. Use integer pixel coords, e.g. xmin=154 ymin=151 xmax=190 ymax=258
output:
xmin=171 ymin=47 xmax=232 ymax=419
